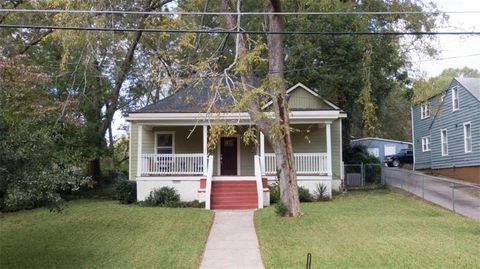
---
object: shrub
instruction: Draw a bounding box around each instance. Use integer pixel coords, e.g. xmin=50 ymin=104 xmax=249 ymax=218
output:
xmin=343 ymin=144 xmax=380 ymax=165
xmin=165 ymin=200 xmax=205 ymax=208
xmin=314 ymin=183 xmax=330 ymax=201
xmin=270 ymin=183 xmax=313 ymax=203
xmin=275 ymin=201 xmax=288 ymax=216
xmin=298 ymin=186 xmax=313 ymax=202
xmin=144 ymin=187 xmax=180 ymax=206
xmin=113 ymin=180 xmax=136 ymax=204
xmin=269 ymin=181 xmax=280 ymax=204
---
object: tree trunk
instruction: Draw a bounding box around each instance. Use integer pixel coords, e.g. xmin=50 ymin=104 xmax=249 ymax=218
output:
xmin=266 ymin=0 xmax=301 ymax=217
xmin=220 ymin=0 xmax=302 ymax=216
xmin=88 ymin=158 xmax=102 ymax=181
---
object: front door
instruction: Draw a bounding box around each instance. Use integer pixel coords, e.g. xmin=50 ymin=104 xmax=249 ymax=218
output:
xmin=220 ymin=137 xmax=238 ymax=175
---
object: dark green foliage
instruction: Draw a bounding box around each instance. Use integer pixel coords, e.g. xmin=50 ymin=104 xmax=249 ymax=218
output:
xmin=163 ymin=200 xmax=205 ymax=208
xmin=343 ymin=145 xmax=380 ymax=164
xmin=141 ymin=187 xmax=204 ymax=208
xmin=113 ymin=179 xmax=137 ymax=204
xmin=274 ymin=201 xmax=288 ymax=216
xmin=270 ymin=183 xmax=313 ymax=203
xmin=144 ymin=187 xmax=180 ymax=207
xmin=314 ymin=183 xmax=330 ymax=201
xmin=298 ymin=186 xmax=313 ymax=203
xmin=269 ymin=181 xmax=280 ymax=204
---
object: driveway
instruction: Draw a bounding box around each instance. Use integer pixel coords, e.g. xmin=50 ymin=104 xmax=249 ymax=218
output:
xmin=383 ymin=167 xmax=480 ymax=220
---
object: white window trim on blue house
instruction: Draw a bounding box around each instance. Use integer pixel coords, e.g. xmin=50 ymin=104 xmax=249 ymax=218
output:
xmin=463 ymin=122 xmax=472 ymax=153
xmin=421 ymin=136 xmax=431 ymax=152
xmin=452 ymin=87 xmax=459 ymax=111
xmin=441 ymin=129 xmax=448 ymax=156
xmin=420 ymin=103 xmax=430 ymax=119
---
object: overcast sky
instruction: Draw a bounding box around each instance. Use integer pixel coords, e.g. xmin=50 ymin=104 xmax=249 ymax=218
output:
xmin=411 ymin=0 xmax=480 ymax=77
xmin=112 ymin=1 xmax=480 ymax=138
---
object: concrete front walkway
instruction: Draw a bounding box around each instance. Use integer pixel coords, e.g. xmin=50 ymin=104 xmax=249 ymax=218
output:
xmin=200 ymin=210 xmax=264 ymax=269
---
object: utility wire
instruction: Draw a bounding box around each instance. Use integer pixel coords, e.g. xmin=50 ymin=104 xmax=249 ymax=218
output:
xmin=1 ymin=8 xmax=480 ymax=16
xmin=1 ymin=24 xmax=479 ymax=35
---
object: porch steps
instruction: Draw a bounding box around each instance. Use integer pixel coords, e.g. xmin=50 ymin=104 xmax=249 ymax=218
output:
xmin=211 ymin=181 xmax=258 ymax=209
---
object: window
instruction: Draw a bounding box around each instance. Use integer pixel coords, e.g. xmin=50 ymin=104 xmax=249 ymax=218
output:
xmin=155 ymin=132 xmax=174 ymax=154
xmin=367 ymin=147 xmax=380 ymax=158
xmin=422 ymin=136 xmax=431 ymax=152
xmin=464 ymin=122 xmax=472 ymax=153
xmin=441 ymin=129 xmax=448 ymax=156
xmin=420 ymin=103 xmax=430 ymax=119
xmin=452 ymin=87 xmax=459 ymax=111
xmin=384 ymin=145 xmax=396 ymax=156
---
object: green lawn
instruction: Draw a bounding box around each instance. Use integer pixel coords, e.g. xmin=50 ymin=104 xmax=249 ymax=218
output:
xmin=0 ymin=200 xmax=213 ymax=269
xmin=255 ymin=190 xmax=480 ymax=269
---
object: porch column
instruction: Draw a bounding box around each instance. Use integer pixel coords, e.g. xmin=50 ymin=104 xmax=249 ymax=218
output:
xmin=136 ymin=125 xmax=143 ymax=177
xmin=203 ymin=125 xmax=208 ymax=176
xmin=326 ymin=123 xmax=332 ymax=176
xmin=260 ymin=131 xmax=265 ymax=175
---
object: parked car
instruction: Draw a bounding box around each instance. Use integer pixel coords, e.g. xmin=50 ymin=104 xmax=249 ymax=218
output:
xmin=385 ymin=148 xmax=413 ymax=167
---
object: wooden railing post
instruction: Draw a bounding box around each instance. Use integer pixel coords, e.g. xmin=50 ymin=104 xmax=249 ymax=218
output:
xmin=254 ymin=155 xmax=264 ymax=209
xmin=136 ymin=125 xmax=143 ymax=177
xmin=205 ymin=155 xmax=214 ymax=210
xmin=326 ymin=123 xmax=333 ymax=177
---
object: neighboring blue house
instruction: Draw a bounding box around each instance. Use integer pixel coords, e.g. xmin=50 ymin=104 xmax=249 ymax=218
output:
xmin=350 ymin=137 xmax=412 ymax=162
xmin=412 ymin=77 xmax=480 ymax=183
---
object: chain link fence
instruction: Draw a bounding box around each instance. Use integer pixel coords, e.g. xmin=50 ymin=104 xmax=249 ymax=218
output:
xmin=344 ymin=163 xmax=383 ymax=188
xmin=383 ymin=168 xmax=480 ymax=220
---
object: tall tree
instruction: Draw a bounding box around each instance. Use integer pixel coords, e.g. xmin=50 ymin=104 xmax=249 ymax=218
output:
xmin=413 ymin=67 xmax=480 ymax=103
xmin=1 ymin=0 xmax=176 ymax=180
xmin=220 ymin=0 xmax=301 ymax=216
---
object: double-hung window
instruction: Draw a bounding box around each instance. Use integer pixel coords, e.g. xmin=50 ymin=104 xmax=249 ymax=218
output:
xmin=464 ymin=122 xmax=472 ymax=153
xmin=441 ymin=129 xmax=448 ymax=156
xmin=421 ymin=136 xmax=431 ymax=152
xmin=420 ymin=103 xmax=430 ymax=119
xmin=156 ymin=132 xmax=174 ymax=154
xmin=452 ymin=87 xmax=459 ymax=111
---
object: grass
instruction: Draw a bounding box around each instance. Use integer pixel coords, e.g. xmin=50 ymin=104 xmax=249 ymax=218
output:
xmin=255 ymin=190 xmax=480 ymax=269
xmin=0 ymin=199 xmax=213 ymax=269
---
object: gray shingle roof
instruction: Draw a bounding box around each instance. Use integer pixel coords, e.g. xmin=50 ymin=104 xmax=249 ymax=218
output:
xmin=130 ymin=78 xmax=341 ymax=113
xmin=455 ymin=77 xmax=480 ymax=101
xmin=131 ymin=78 xmax=236 ymax=113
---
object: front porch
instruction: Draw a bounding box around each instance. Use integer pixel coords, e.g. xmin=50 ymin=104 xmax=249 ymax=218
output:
xmin=132 ymin=123 xmax=336 ymax=209
xmin=135 ymin=124 xmax=334 ymax=178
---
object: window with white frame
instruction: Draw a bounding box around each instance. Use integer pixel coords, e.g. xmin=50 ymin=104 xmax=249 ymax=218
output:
xmin=441 ymin=129 xmax=448 ymax=156
xmin=155 ymin=132 xmax=174 ymax=154
xmin=421 ymin=136 xmax=431 ymax=152
xmin=367 ymin=147 xmax=380 ymax=158
xmin=464 ymin=122 xmax=472 ymax=153
xmin=420 ymin=103 xmax=430 ymax=119
xmin=452 ymin=87 xmax=459 ymax=111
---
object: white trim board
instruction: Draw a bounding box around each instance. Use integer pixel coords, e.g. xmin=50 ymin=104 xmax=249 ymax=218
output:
xmin=351 ymin=137 xmax=413 ymax=145
xmin=126 ymin=110 xmax=347 ymax=122
xmin=136 ymin=176 xmax=203 ymax=181
xmin=265 ymin=175 xmax=332 ymax=181
xmin=261 ymin=82 xmax=341 ymax=110
xmin=212 ymin=176 xmax=256 ymax=181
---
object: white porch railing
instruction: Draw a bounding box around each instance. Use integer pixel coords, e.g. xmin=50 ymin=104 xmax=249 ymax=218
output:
xmin=254 ymin=155 xmax=264 ymax=209
xmin=264 ymin=153 xmax=329 ymax=175
xmin=141 ymin=154 xmax=204 ymax=175
xmin=205 ymin=155 xmax=214 ymax=210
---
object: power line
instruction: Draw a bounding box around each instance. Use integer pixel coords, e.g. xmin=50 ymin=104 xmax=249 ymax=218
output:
xmin=1 ymin=24 xmax=480 ymax=35
xmin=1 ymin=8 xmax=480 ymax=16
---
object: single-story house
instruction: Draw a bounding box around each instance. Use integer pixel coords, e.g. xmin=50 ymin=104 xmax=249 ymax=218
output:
xmin=126 ymin=81 xmax=347 ymax=209
xmin=350 ymin=137 xmax=412 ymax=163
